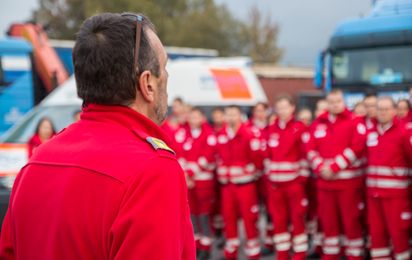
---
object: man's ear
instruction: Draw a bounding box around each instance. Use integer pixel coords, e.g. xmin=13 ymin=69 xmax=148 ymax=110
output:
xmin=138 ymin=70 xmax=154 ymax=103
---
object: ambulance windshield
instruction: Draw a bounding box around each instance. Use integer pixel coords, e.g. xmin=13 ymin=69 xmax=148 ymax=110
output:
xmin=2 ymin=105 xmax=81 ymax=144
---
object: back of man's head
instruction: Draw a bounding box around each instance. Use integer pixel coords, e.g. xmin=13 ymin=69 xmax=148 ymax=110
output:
xmin=73 ymin=13 xmax=159 ymax=105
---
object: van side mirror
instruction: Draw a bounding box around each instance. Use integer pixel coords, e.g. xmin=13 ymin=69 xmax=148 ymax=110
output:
xmin=313 ymin=52 xmax=324 ymax=88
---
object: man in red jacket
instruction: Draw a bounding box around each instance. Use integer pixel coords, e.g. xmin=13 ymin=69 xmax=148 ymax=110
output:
xmin=366 ymin=97 xmax=412 ymax=260
xmin=265 ymin=94 xmax=310 ymax=260
xmin=0 ymin=13 xmax=195 ymax=260
xmin=307 ymin=89 xmax=367 ymax=260
xmin=216 ymin=105 xmax=262 ymax=260
xmin=362 ymin=93 xmax=378 ymax=130
xmin=178 ymin=107 xmax=217 ymax=260
xmin=248 ymin=102 xmax=274 ymax=254
xmin=210 ymin=106 xmax=226 ymax=239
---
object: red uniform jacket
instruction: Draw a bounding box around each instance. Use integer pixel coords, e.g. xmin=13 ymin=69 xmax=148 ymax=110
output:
xmin=173 ymin=124 xmax=191 ymax=159
xmin=0 ymin=104 xmax=195 ymax=260
xmin=264 ymin=118 xmax=310 ymax=184
xmin=307 ymin=109 xmax=367 ymax=190
xmin=366 ymin=120 xmax=412 ymax=198
xmin=177 ymin=123 xmax=217 ymax=186
xmin=215 ymin=123 xmax=262 ymax=184
xmin=247 ymin=119 xmax=268 ymax=175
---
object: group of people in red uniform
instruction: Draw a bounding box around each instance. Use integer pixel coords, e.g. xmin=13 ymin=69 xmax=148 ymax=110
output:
xmin=162 ymin=87 xmax=412 ymax=260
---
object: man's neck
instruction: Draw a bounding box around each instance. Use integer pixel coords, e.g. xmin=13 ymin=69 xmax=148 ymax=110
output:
xmin=229 ymin=122 xmax=241 ymax=134
xmin=280 ymin=115 xmax=293 ymax=125
xmin=328 ymin=112 xmax=339 ymax=123
xmin=190 ymin=125 xmax=201 ymax=131
xmin=214 ymin=122 xmax=223 ymax=129
xmin=256 ymin=117 xmax=266 ymax=123
xmin=128 ymin=101 xmax=159 ymax=125
xmin=380 ymin=122 xmax=392 ymax=129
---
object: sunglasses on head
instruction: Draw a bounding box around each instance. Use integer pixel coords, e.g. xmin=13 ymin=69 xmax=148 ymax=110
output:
xmin=121 ymin=13 xmax=143 ymax=90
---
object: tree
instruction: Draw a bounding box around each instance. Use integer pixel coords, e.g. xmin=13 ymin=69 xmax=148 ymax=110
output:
xmin=31 ymin=0 xmax=283 ymax=63
xmin=239 ymin=6 xmax=284 ymax=63
xmin=33 ymin=0 xmax=85 ymax=39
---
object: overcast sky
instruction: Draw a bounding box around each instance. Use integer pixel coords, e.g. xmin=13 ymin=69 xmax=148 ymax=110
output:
xmin=0 ymin=0 xmax=372 ymax=66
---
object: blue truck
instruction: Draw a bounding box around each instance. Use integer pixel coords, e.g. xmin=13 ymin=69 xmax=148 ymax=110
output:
xmin=314 ymin=0 xmax=412 ymax=108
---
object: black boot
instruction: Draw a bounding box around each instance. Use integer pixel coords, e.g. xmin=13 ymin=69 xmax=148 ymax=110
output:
xmin=261 ymin=246 xmax=275 ymax=256
xmin=214 ymin=228 xmax=223 ymax=238
xmin=197 ymin=250 xmax=210 ymax=260
xmin=216 ymin=239 xmax=225 ymax=249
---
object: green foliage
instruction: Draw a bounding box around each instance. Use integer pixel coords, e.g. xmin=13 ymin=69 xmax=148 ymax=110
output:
xmin=32 ymin=0 xmax=283 ymax=63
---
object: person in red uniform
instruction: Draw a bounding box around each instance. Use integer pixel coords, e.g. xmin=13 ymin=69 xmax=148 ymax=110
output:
xmin=161 ymin=98 xmax=184 ymax=139
xmin=365 ymin=97 xmax=412 ymax=260
xmin=307 ymin=99 xmax=328 ymax=255
xmin=297 ymin=107 xmax=313 ymax=127
xmin=211 ymin=107 xmax=226 ymax=135
xmin=0 ymin=13 xmax=195 ymax=260
xmin=27 ymin=118 xmax=55 ymax=158
xmin=178 ymin=107 xmax=217 ymax=260
xmin=210 ymin=106 xmax=226 ymax=239
xmin=216 ymin=105 xmax=262 ymax=260
xmin=264 ymin=94 xmax=310 ymax=260
xmin=396 ymin=99 xmax=410 ymax=121
xmin=400 ymin=86 xmax=412 ymax=129
xmin=362 ymin=93 xmax=378 ymax=130
xmin=248 ymin=102 xmax=274 ymax=254
xmin=307 ymin=89 xmax=367 ymax=260
xmin=359 ymin=92 xmax=378 ymax=256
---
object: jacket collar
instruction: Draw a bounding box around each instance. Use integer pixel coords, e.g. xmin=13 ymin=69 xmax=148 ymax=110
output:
xmin=226 ymin=123 xmax=247 ymax=139
xmin=81 ymin=103 xmax=171 ymax=144
xmin=318 ymin=108 xmax=352 ymax=123
xmin=275 ymin=116 xmax=295 ymax=130
xmin=377 ymin=118 xmax=399 ymax=136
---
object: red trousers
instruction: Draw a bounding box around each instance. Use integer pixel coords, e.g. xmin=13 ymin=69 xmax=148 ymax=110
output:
xmin=268 ymin=181 xmax=308 ymax=260
xmin=211 ymin=179 xmax=224 ymax=232
xmin=317 ymin=188 xmax=365 ymax=260
xmin=367 ymin=196 xmax=411 ymax=260
xmin=258 ymin=176 xmax=274 ymax=250
xmin=222 ymin=182 xmax=261 ymax=259
xmin=188 ymin=181 xmax=215 ymax=251
xmin=188 ymin=182 xmax=215 ymax=215
xmin=307 ymin=177 xmax=318 ymax=231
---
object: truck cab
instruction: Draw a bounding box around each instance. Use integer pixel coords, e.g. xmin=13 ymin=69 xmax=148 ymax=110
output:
xmin=314 ymin=0 xmax=412 ymax=108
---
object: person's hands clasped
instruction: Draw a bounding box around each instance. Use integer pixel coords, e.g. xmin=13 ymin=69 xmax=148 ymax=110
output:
xmin=320 ymin=164 xmax=336 ymax=180
xmin=185 ymin=175 xmax=195 ymax=189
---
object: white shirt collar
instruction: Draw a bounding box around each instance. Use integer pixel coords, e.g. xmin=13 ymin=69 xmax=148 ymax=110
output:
xmin=377 ymin=122 xmax=393 ymax=135
xmin=278 ymin=120 xmax=286 ymax=130
xmin=254 ymin=118 xmax=267 ymax=129
xmin=227 ymin=126 xmax=235 ymax=139
xmin=328 ymin=113 xmax=336 ymax=124
xmin=190 ymin=128 xmax=201 ymax=139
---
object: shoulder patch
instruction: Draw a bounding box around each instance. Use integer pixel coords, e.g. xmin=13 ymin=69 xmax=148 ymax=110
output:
xmin=146 ymin=137 xmax=175 ymax=155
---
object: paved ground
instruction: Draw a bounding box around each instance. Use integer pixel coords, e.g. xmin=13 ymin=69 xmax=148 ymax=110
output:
xmin=209 ymin=236 xmax=276 ymax=260
xmin=206 ymin=213 xmax=323 ymax=260
xmin=208 ymin=214 xmax=280 ymax=260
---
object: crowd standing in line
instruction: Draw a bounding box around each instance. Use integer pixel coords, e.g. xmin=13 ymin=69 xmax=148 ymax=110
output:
xmin=162 ymin=86 xmax=412 ymax=260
